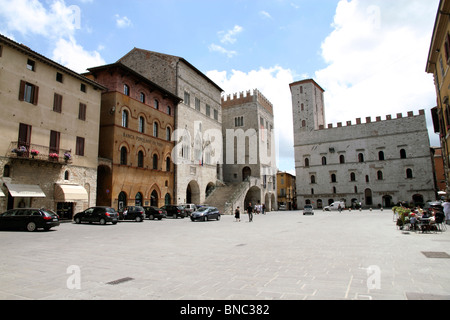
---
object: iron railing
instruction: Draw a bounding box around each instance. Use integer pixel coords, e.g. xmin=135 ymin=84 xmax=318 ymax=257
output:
xmin=7 ymin=141 xmax=72 ymax=165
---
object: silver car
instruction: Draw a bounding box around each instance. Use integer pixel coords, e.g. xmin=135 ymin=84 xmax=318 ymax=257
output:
xmin=303 ymin=205 xmax=314 ymax=215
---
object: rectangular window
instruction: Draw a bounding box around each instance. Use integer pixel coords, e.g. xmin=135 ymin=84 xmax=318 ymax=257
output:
xmin=78 ymin=103 xmax=87 ymax=121
xmin=195 ymin=98 xmax=200 ymax=111
xmin=26 ymin=59 xmax=35 ymax=71
xmin=184 ymin=91 xmax=190 ymax=107
xmin=53 ymin=93 xmax=63 ymax=113
xmin=80 ymin=83 xmax=86 ymax=93
xmin=19 ymin=80 xmax=39 ymax=105
xmin=76 ymin=137 xmax=85 ymax=156
xmin=206 ymin=104 xmax=211 ymax=117
xmin=214 ymin=109 xmax=218 ymax=121
xmin=49 ymin=130 xmax=60 ymax=154
xmin=0 ymin=45 xmax=3 ymax=57
xmin=56 ymin=72 xmax=63 ymax=83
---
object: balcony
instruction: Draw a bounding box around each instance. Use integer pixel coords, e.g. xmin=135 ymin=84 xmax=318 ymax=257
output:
xmin=7 ymin=142 xmax=72 ymax=165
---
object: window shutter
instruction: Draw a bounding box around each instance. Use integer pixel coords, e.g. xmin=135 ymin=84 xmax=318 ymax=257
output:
xmin=33 ymin=85 xmax=39 ymax=105
xmin=19 ymin=80 xmax=25 ymax=101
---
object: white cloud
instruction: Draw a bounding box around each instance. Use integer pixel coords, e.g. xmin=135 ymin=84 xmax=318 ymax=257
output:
xmin=314 ymin=0 xmax=440 ymax=144
xmin=219 ymin=25 xmax=243 ymax=45
xmin=52 ymin=36 xmax=105 ymax=73
xmin=208 ymin=44 xmax=237 ymax=58
xmin=207 ymin=66 xmax=296 ymax=171
xmin=115 ymin=14 xmax=132 ymax=28
xmin=0 ymin=0 xmax=105 ymax=73
xmin=259 ymin=11 xmax=273 ymax=20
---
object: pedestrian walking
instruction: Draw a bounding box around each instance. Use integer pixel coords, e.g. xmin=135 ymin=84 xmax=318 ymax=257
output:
xmin=442 ymin=199 xmax=450 ymax=225
xmin=262 ymin=203 xmax=266 ymax=215
xmin=235 ymin=206 xmax=241 ymax=222
xmin=247 ymin=202 xmax=253 ymax=222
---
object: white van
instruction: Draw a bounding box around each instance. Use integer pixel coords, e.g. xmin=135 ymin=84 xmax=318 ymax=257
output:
xmin=324 ymin=202 xmax=345 ymax=211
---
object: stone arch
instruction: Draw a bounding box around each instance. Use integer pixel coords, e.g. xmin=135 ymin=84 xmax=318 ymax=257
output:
xmin=187 ymin=180 xmax=201 ymax=204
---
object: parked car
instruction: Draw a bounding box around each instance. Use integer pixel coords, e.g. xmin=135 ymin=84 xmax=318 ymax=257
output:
xmin=161 ymin=205 xmax=187 ymax=219
xmin=74 ymin=207 xmax=118 ymax=225
xmin=0 ymin=208 xmax=60 ymax=232
xmin=120 ymin=206 xmax=145 ymax=222
xmin=144 ymin=206 xmax=166 ymax=220
xmin=303 ymin=205 xmax=314 ymax=215
xmin=191 ymin=206 xmax=221 ymax=222
xmin=181 ymin=203 xmax=197 ymax=216
xmin=324 ymin=202 xmax=346 ymax=211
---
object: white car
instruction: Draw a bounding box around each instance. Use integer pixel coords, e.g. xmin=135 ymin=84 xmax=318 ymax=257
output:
xmin=324 ymin=202 xmax=345 ymax=211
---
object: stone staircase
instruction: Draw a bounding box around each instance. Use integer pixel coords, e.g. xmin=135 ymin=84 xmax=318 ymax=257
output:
xmin=205 ymin=181 xmax=250 ymax=215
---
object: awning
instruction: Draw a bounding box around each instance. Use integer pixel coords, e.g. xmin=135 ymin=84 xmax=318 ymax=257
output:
xmin=6 ymin=183 xmax=46 ymax=198
xmin=0 ymin=189 xmax=5 ymax=197
xmin=54 ymin=184 xmax=88 ymax=202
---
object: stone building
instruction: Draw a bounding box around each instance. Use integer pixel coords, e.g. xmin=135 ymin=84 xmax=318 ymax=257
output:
xmin=85 ymin=63 xmax=181 ymax=210
xmin=0 ymin=34 xmax=104 ymax=218
xmin=117 ymin=48 xmax=224 ymax=205
xmin=219 ymin=89 xmax=277 ymax=212
xmin=291 ymin=79 xmax=436 ymax=209
xmin=426 ymin=0 xmax=450 ymax=193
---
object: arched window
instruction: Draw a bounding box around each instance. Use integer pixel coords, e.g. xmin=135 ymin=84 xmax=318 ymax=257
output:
xmin=167 ymin=106 xmax=172 ymax=116
xmin=310 ymin=175 xmax=316 ymax=184
xmin=120 ymin=147 xmax=127 ymax=165
xmin=153 ymin=122 xmax=158 ymax=138
xmin=406 ymin=168 xmax=413 ymax=179
xmin=138 ymin=151 xmax=144 ymax=168
xmin=400 ymin=149 xmax=407 ymax=159
xmin=140 ymin=92 xmax=145 ymax=103
xmin=138 ymin=116 xmax=145 ymax=133
xmin=358 ymin=153 xmax=364 ymax=163
xmin=305 ymin=158 xmax=310 ymax=168
xmin=154 ymin=99 xmax=159 ymax=110
xmin=377 ymin=170 xmax=383 ymax=180
xmin=166 ymin=127 xmax=171 ymax=141
xmin=322 ymin=156 xmax=327 ymax=166
xmin=124 ymin=84 xmax=130 ymax=96
xmin=378 ymin=151 xmax=385 ymax=161
xmin=331 ymin=174 xmax=337 ymax=183
xmin=350 ymin=172 xmax=356 ymax=182
xmin=166 ymin=157 xmax=171 ymax=171
xmin=153 ymin=154 xmax=158 ymax=170
xmin=64 ymin=170 xmax=70 ymax=180
xmin=122 ymin=110 xmax=129 ymax=128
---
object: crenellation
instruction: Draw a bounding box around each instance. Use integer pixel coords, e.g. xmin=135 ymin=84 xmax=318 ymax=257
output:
xmin=222 ymin=89 xmax=273 ymax=114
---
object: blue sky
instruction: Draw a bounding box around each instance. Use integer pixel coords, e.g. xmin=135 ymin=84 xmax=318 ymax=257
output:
xmin=0 ymin=0 xmax=441 ymax=174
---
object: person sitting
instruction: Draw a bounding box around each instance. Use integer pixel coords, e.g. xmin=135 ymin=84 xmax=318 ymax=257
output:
xmin=410 ymin=213 xmax=418 ymax=231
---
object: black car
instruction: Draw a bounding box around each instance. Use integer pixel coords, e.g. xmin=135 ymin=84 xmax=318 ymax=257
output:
xmin=160 ymin=205 xmax=187 ymax=219
xmin=191 ymin=206 xmax=221 ymax=222
xmin=120 ymin=206 xmax=145 ymax=222
xmin=143 ymin=206 xmax=167 ymax=220
xmin=0 ymin=208 xmax=60 ymax=232
xmin=74 ymin=207 xmax=118 ymax=225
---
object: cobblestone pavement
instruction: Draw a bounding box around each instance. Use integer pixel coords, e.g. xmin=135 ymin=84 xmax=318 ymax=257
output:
xmin=0 ymin=209 xmax=450 ymax=300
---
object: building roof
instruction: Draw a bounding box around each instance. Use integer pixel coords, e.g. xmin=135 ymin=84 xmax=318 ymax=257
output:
xmin=289 ymin=79 xmax=325 ymax=92
xmin=426 ymin=0 xmax=450 ymax=73
xmin=118 ymin=48 xmax=224 ymax=93
xmin=85 ymin=62 xmax=182 ymax=103
xmin=0 ymin=33 xmax=106 ymax=91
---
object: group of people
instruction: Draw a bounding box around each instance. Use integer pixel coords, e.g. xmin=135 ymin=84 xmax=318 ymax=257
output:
xmin=406 ymin=204 xmax=447 ymax=232
xmin=234 ymin=202 xmax=266 ymax=222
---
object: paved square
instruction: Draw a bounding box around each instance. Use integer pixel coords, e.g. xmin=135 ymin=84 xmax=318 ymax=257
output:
xmin=1 ymin=209 xmax=450 ymax=300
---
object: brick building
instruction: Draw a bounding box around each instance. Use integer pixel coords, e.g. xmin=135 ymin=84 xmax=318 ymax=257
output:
xmin=85 ymin=63 xmax=181 ymax=209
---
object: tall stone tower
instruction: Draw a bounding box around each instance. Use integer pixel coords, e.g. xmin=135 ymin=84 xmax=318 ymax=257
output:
xmin=290 ymin=79 xmax=326 ymax=144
